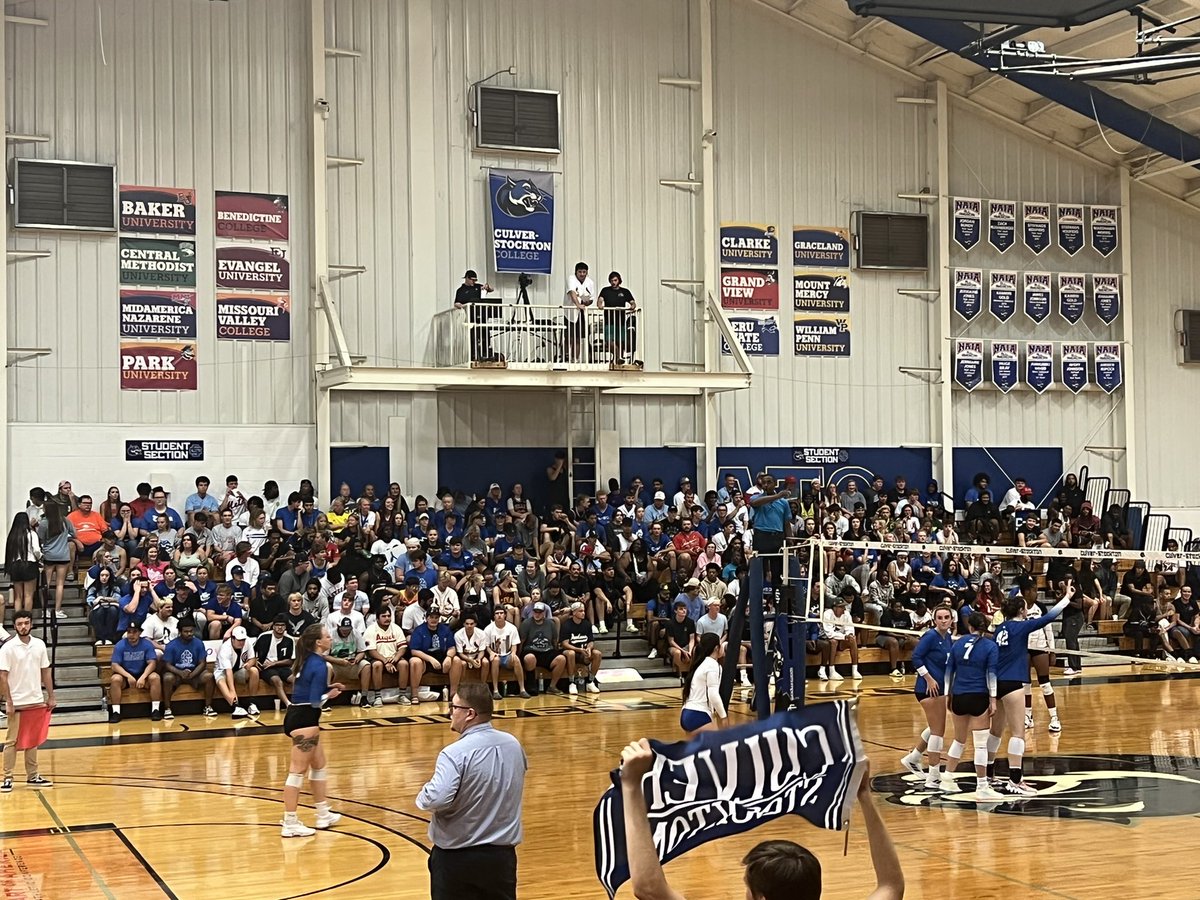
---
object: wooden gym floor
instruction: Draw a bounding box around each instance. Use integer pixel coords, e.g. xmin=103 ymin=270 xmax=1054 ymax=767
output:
xmin=2 ymin=666 xmax=1199 ymax=899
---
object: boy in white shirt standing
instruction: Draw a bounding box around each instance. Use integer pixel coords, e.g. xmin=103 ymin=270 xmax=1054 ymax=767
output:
xmin=484 ymin=608 xmax=529 ymax=700
xmin=563 ymin=261 xmax=596 ymax=363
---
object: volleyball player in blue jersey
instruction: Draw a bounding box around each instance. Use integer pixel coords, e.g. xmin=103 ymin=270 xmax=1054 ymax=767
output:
xmin=940 ymin=612 xmax=999 ymax=800
xmin=987 ymin=578 xmax=1073 ymax=795
xmin=903 ymin=605 xmax=956 ymax=790
xmin=280 ymin=623 xmax=342 ymax=837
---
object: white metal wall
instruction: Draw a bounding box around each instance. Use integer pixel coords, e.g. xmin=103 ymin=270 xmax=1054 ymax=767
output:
xmin=6 ymin=0 xmax=314 ymax=425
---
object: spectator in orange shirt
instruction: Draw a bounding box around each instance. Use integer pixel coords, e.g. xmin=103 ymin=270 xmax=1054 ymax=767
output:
xmin=67 ymin=495 xmax=109 ymax=560
xmin=670 ymin=518 xmax=705 ymax=580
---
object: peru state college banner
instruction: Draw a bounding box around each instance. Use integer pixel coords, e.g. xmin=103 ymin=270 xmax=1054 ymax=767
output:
xmin=120 ymin=342 xmax=197 ymax=391
xmin=721 ymin=223 xmax=778 ymax=266
xmin=214 ymin=191 xmax=289 ymax=241
xmin=721 ymin=268 xmax=779 ymax=310
xmin=792 ymin=226 xmax=850 ymax=268
xmin=119 ymin=185 xmax=197 ymax=235
xmin=953 ymin=339 xmax=983 ymax=391
xmin=721 ymin=316 xmax=780 ymax=356
xmin=488 ymin=168 xmax=555 ymax=275
xmin=215 ymin=293 xmax=291 ymax=342
xmin=119 ymin=290 xmax=197 ymax=340
xmin=215 ymin=243 xmax=290 ymax=291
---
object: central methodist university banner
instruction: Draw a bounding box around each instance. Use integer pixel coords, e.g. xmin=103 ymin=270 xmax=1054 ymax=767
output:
xmin=488 ymin=168 xmax=555 ymax=275
xmin=119 ymin=238 xmax=197 ymax=287
xmin=721 ymin=223 xmax=778 ymax=266
xmin=592 ymin=704 xmax=863 ymax=899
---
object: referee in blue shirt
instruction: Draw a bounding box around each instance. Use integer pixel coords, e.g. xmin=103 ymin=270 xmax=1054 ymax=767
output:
xmin=748 ymin=474 xmax=793 ymax=586
xmin=416 ymin=682 xmax=527 ymax=899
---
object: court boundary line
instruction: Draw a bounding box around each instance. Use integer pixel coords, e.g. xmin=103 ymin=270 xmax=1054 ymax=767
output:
xmin=34 ymin=793 xmax=118 ymax=900
xmin=110 ymin=828 xmax=178 ymax=900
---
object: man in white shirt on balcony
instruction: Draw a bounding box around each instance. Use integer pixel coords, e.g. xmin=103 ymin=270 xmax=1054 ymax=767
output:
xmin=563 ymin=261 xmax=596 ymax=363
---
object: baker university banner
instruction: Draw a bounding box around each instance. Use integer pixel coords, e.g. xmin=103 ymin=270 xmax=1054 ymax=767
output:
xmin=488 ymin=168 xmax=555 ymax=274
xmin=593 ymin=704 xmax=863 ymax=899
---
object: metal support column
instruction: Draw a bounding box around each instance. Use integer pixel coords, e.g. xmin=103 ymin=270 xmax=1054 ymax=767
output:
xmin=1118 ymin=166 xmax=1138 ymax=496
xmin=935 ymin=80 xmax=955 ymax=500
xmin=310 ymin=0 xmax=332 ymax=498
xmin=698 ymin=0 xmax=719 ymax=489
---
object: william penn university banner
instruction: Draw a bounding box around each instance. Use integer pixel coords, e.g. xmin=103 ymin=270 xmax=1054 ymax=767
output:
xmin=593 ymin=704 xmax=863 ymax=899
xmin=488 ymin=168 xmax=555 ymax=275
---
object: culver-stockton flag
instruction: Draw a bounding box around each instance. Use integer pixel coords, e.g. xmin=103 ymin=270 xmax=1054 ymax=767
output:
xmin=488 ymin=168 xmax=555 ymax=274
xmin=593 ymin=704 xmax=863 ymax=899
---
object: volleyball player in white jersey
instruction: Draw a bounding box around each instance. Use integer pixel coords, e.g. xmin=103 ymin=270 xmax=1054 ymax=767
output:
xmin=1020 ymin=576 xmax=1062 ymax=732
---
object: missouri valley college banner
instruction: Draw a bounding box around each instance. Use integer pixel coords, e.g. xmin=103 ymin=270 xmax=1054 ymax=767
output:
xmin=215 ymin=293 xmax=291 ymax=341
xmin=119 ymin=238 xmax=197 ymax=287
xmin=953 ymin=339 xmax=983 ymax=391
xmin=1023 ymin=202 xmax=1051 ymax=254
xmin=592 ymin=704 xmax=863 ymax=900
xmin=215 ymin=244 xmax=290 ymax=291
xmin=119 ymin=290 xmax=197 ymax=340
xmin=488 ymin=168 xmax=555 ymax=275
xmin=721 ymin=268 xmax=779 ymax=310
xmin=952 ymin=198 xmax=981 ymax=251
xmin=953 ymin=268 xmax=983 ymax=321
xmin=792 ymin=226 xmax=850 ymax=268
xmin=991 ymin=341 xmax=1019 ymax=393
xmin=721 ymin=223 xmax=779 ymax=266
xmin=1057 ymin=204 xmax=1085 ymax=256
xmin=721 ymin=316 xmax=780 ymax=356
xmin=215 ymin=191 xmax=289 ymax=241
xmin=1058 ymin=273 xmax=1086 ymax=324
xmin=988 ymin=200 xmax=1017 ymax=253
xmin=120 ymin=342 xmax=197 ymax=391
xmin=119 ymin=185 xmax=197 ymax=235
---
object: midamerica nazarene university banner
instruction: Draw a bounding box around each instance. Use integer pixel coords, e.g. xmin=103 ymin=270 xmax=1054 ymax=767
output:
xmin=488 ymin=168 xmax=555 ymax=275
xmin=592 ymin=704 xmax=863 ymax=899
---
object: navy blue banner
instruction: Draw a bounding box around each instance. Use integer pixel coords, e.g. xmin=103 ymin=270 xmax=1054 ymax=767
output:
xmin=488 ymin=168 xmax=555 ymax=274
xmin=1093 ymin=274 xmax=1121 ymax=324
xmin=1057 ymin=204 xmax=1085 ymax=256
xmin=952 ymin=198 xmax=981 ymax=251
xmin=593 ymin=705 xmax=863 ymax=899
xmin=793 ymin=272 xmax=850 ymax=313
xmin=989 ymin=271 xmax=1017 ymax=322
xmin=988 ymin=200 xmax=1017 ymax=253
xmin=1094 ymin=343 xmax=1123 ymax=393
xmin=721 ymin=222 xmax=778 ymax=266
xmin=954 ymin=339 xmax=984 ymax=391
xmin=1024 ymin=272 xmax=1051 ymax=323
xmin=1026 ymin=343 xmax=1054 ymax=394
xmin=1023 ymin=202 xmax=1051 ymax=254
xmin=991 ymin=341 xmax=1019 ymax=393
xmin=1090 ymin=206 xmax=1118 ymax=258
xmin=1058 ymin=273 xmax=1086 ymax=324
xmin=1061 ymin=344 xmax=1089 ymax=394
xmin=792 ymin=227 xmax=850 ymax=268
xmin=952 ymin=268 xmax=982 ymax=321
xmin=721 ymin=316 xmax=780 ymax=356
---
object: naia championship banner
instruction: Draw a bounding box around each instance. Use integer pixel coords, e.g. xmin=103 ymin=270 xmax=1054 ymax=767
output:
xmin=952 ymin=198 xmax=981 ymax=251
xmin=953 ymin=339 xmax=983 ymax=391
xmin=215 ymin=191 xmax=289 ymax=241
xmin=119 ymin=290 xmax=197 ymax=340
xmin=792 ymin=226 xmax=850 ymax=268
xmin=488 ymin=168 xmax=555 ymax=275
xmin=991 ymin=341 xmax=1019 ymax=393
xmin=1094 ymin=343 xmax=1123 ymax=393
xmin=989 ymin=271 xmax=1017 ymax=322
xmin=215 ymin=293 xmax=291 ymax=342
xmin=1057 ymin=204 xmax=1085 ymax=256
xmin=1026 ymin=342 xmax=1054 ymax=394
xmin=1023 ymin=202 xmax=1051 ymax=254
xmin=120 ymin=342 xmax=197 ymax=391
xmin=1090 ymin=206 xmax=1119 ymax=257
xmin=592 ymin=705 xmax=863 ymax=900
xmin=118 ymin=185 xmax=197 ymax=235
xmin=952 ymin=268 xmax=983 ymax=320
xmin=720 ymin=223 xmax=778 ymax=266
xmin=720 ymin=268 xmax=778 ymax=310
xmin=1092 ymin=273 xmax=1121 ymax=324
xmin=1062 ymin=343 xmax=1089 ymax=393
xmin=1024 ymin=272 xmax=1051 ymax=323
xmin=988 ymin=200 xmax=1017 ymax=253
xmin=1059 ymin=273 xmax=1086 ymax=323
xmin=721 ymin=316 xmax=780 ymax=356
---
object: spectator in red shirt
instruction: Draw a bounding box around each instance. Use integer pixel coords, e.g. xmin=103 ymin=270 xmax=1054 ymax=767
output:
xmin=670 ymin=518 xmax=704 ymax=579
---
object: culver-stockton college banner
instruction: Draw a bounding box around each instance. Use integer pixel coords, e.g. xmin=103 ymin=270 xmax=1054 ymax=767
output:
xmin=488 ymin=168 xmax=555 ymax=275
xmin=721 ymin=316 xmax=780 ymax=356
xmin=119 ymin=290 xmax=197 ymax=340
xmin=720 ymin=268 xmax=779 ymax=310
xmin=120 ymin=342 xmax=198 ymax=391
xmin=721 ymin=223 xmax=778 ymax=266
xmin=792 ymin=226 xmax=850 ymax=268
xmin=215 ymin=293 xmax=291 ymax=341
xmin=119 ymin=185 xmax=197 ymax=236
xmin=119 ymin=238 xmax=197 ymax=287
xmin=953 ymin=339 xmax=983 ymax=391
xmin=215 ymin=244 xmax=290 ymax=291
xmin=952 ymin=198 xmax=981 ymax=251
xmin=214 ymin=191 xmax=289 ymax=242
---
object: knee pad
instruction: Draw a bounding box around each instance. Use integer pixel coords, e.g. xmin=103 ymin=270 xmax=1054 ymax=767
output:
xmin=986 ymin=733 xmax=1002 ymax=755
xmin=1041 ymin=681 xmax=1055 ymax=697
xmin=308 ymin=767 xmax=327 ymax=782
xmin=972 ymin=730 xmax=990 ymax=767
xmin=920 ymin=726 xmax=931 ymax=743
xmin=1008 ymin=737 xmax=1025 ymax=758
xmin=947 ymin=740 xmax=965 ymax=760
xmin=285 ymin=773 xmax=304 ymax=789
xmin=927 ymin=735 xmax=944 ymax=754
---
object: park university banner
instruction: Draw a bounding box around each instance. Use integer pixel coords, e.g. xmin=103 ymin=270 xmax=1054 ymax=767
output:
xmin=592 ymin=704 xmax=863 ymax=899
xmin=488 ymin=168 xmax=555 ymax=274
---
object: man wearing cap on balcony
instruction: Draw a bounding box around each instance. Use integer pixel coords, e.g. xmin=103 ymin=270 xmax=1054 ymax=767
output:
xmin=453 ymin=269 xmax=496 ymax=362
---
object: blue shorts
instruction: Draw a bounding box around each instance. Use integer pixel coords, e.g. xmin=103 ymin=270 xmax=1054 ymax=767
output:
xmin=680 ymin=708 xmax=713 ymax=732
xmin=498 ymin=653 xmax=512 ymax=667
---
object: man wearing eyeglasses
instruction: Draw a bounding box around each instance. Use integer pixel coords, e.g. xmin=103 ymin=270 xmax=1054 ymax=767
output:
xmin=416 ymin=682 xmax=527 ymax=900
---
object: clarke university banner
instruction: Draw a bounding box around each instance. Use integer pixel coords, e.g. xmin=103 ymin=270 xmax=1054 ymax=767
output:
xmin=488 ymin=168 xmax=555 ymax=275
xmin=593 ymin=704 xmax=863 ymax=899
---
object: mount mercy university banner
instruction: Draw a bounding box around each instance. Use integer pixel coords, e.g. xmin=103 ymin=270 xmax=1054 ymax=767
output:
xmin=592 ymin=704 xmax=863 ymax=899
xmin=215 ymin=191 xmax=289 ymax=241
xmin=488 ymin=168 xmax=555 ymax=275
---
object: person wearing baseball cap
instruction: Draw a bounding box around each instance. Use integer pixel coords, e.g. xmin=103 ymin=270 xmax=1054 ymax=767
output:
xmin=325 ymin=613 xmax=372 ymax=706
xmin=518 ymin=600 xmax=567 ymax=695
xmin=409 ymin=607 xmax=458 ymax=702
xmin=453 ymin=269 xmax=495 ymax=362
xmin=108 ymin=618 xmax=162 ymax=723
xmin=212 ymin=623 xmax=262 ymax=720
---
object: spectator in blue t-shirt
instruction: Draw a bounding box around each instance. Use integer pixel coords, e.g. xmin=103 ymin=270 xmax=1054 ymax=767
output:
xmin=184 ymin=476 xmax=220 ymax=528
xmin=205 ymin=584 xmax=244 ymax=640
xmin=161 ymin=620 xmax=216 ymax=718
xmin=136 ymin=486 xmax=183 ymax=533
xmin=408 ymin=608 xmax=458 ymax=702
xmin=118 ymin=575 xmax=156 ymax=631
xmin=108 ymin=620 xmax=162 ymax=723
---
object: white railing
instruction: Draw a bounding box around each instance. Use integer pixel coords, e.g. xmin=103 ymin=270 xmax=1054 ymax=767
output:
xmin=432 ymin=303 xmax=642 ymax=371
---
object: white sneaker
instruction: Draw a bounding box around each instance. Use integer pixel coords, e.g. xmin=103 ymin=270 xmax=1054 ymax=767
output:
xmin=1190 ymin=657 xmax=1198 ymax=665
xmin=829 ymin=668 xmax=845 ymax=681
xmin=626 ymin=621 xmax=638 ymax=633
xmin=247 ymin=703 xmax=260 ymax=717
xmin=900 ymin=752 xmax=924 ymax=775
xmin=232 ymin=706 xmax=249 ymax=719
xmin=281 ymin=820 xmax=316 ymax=838
xmin=55 ymin=610 xmax=67 ymax=620
xmin=924 ymin=777 xmax=941 ymax=791
xmin=1003 ymin=780 xmax=1038 ymax=796
xmin=416 ymin=689 xmax=438 ymax=702
xmin=851 ymin=668 xmax=862 ymax=680
xmin=568 ymin=683 xmax=579 ymax=695
xmin=739 ymin=672 xmax=751 ymax=687
xmin=938 ymin=775 xmax=959 ymax=793
xmin=372 ymin=695 xmax=383 ymax=707
xmin=203 ymin=706 xmax=217 ymax=717
xmin=818 ymin=667 xmax=829 ymax=681
xmin=890 ymin=669 xmax=903 ymax=678
xmin=586 ymin=681 xmax=600 ymax=694
xmin=94 ymin=639 xmax=104 ymax=646
xmin=314 ymin=811 xmax=342 ymax=829
xmin=350 ymin=692 xmax=362 ymax=706
xmin=397 ymin=695 xmax=412 ymax=705
xmin=1024 ymin=713 xmax=1034 ymax=729
xmin=1062 ymin=668 xmax=1081 ymax=676
xmin=1048 ymin=717 xmax=1062 ymax=733
xmin=597 ymin=622 xmax=608 ymax=634
xmin=975 ymin=786 xmax=1005 ymax=801
xmin=647 ymin=648 xmax=657 ymax=659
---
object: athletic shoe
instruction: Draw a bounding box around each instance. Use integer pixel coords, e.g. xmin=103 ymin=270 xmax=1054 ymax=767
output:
xmin=890 ymin=669 xmax=904 ymax=678
xmin=519 ymin=691 xmax=531 ymax=699
xmin=547 ymin=685 xmax=563 ymax=695
xmin=350 ymin=692 xmax=362 ymax=706
xmin=829 ymin=668 xmax=845 ymax=681
xmin=1 ymin=777 xmax=12 ymax=793
xmin=851 ymin=668 xmax=863 ymax=680
xmin=647 ymin=648 xmax=658 ymax=659
xmin=900 ymin=752 xmax=924 ymax=775
xmin=232 ymin=706 xmax=249 ymax=720
xmin=150 ymin=708 xmax=163 ymax=722
xmin=360 ymin=695 xmax=372 ymax=708
xmin=416 ymin=689 xmax=439 ymax=702
xmin=94 ymin=639 xmax=104 ymax=646
xmin=103 ymin=640 xmax=112 ymax=645
xmin=66 ymin=572 xmax=76 ymax=583
xmin=1004 ymin=780 xmax=1038 ymax=796
xmin=55 ymin=609 xmax=67 ymax=619
xmin=1190 ymin=657 xmax=1198 ymax=665
xmin=1024 ymin=712 xmax=1034 ymax=729
xmin=248 ymin=703 xmax=260 ymax=717
xmin=975 ymin=786 xmax=1005 ymax=801
xmin=586 ymin=681 xmax=600 ymax=694
xmin=1062 ymin=668 xmax=1081 ymax=676
xmin=937 ymin=775 xmax=959 ymax=793
xmin=203 ymin=706 xmax=218 ymax=717
xmin=108 ymin=711 xmax=121 ymax=724
xmin=739 ymin=671 xmax=751 ymax=686
xmin=817 ymin=667 xmax=829 ymax=681
xmin=397 ymin=695 xmax=412 ymax=705
xmin=568 ymin=683 xmax=579 ymax=695
xmin=597 ymin=622 xmax=608 ymax=634
xmin=26 ymin=775 xmax=52 ymax=788
xmin=281 ymin=820 xmax=316 ymax=838
xmin=924 ymin=778 xmax=942 ymax=791
xmin=372 ymin=695 xmax=383 ymax=707
xmin=1048 ymin=717 xmax=1062 ymax=733
xmin=162 ymin=708 xmax=175 ymax=720
xmin=314 ymin=811 xmax=342 ymax=830
xmin=626 ymin=621 xmax=638 ymax=633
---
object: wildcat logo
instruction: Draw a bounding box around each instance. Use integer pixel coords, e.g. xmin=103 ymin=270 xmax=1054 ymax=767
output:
xmin=873 ymin=754 xmax=1200 ymax=824
xmin=495 ymin=177 xmax=549 ymax=217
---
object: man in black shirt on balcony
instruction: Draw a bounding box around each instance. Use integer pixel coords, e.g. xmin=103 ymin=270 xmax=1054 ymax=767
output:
xmin=598 ymin=271 xmax=637 ymax=366
xmin=453 ymin=269 xmax=495 ymax=362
